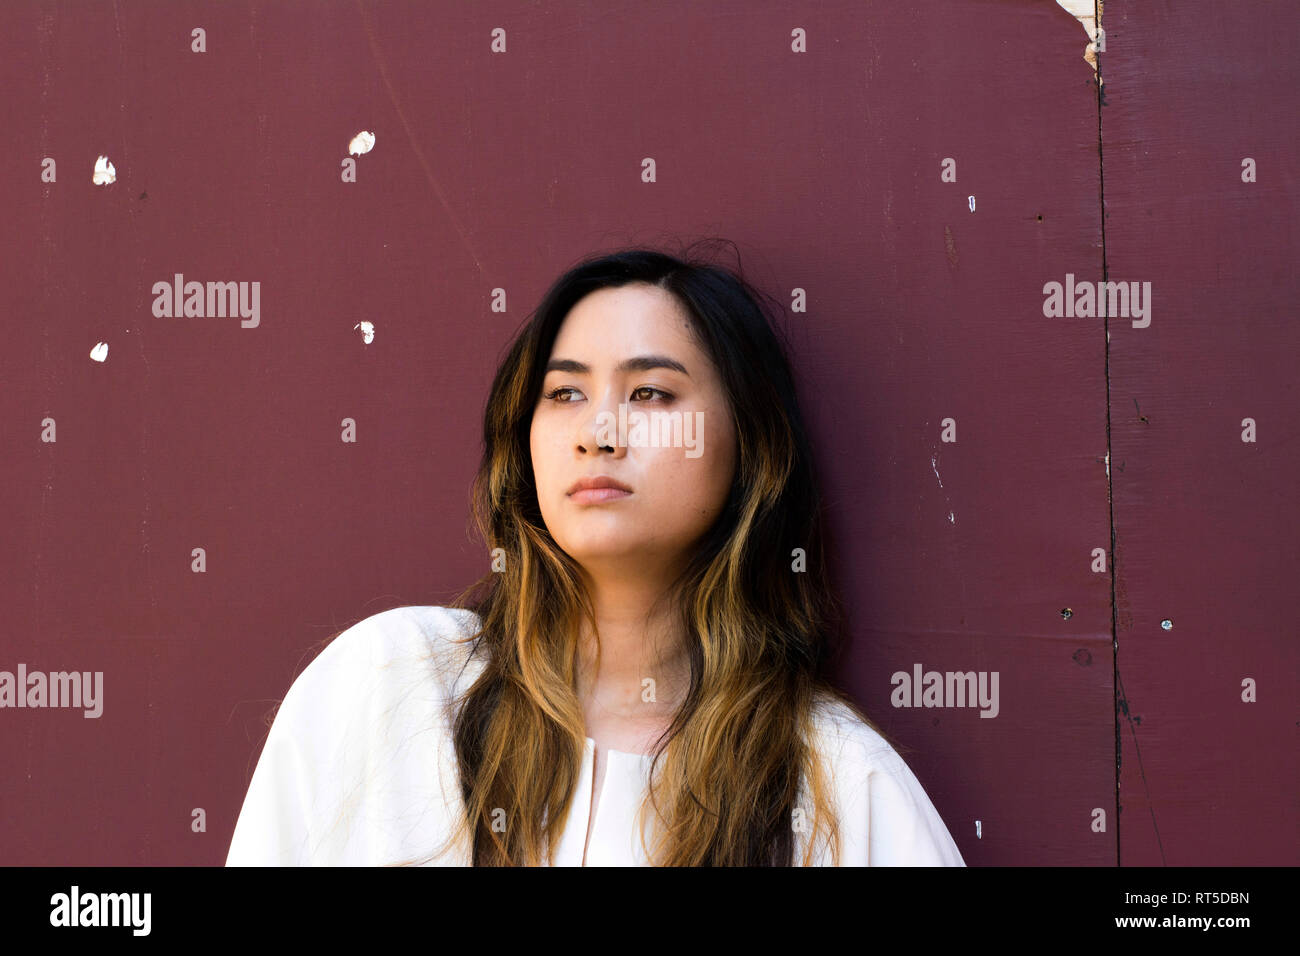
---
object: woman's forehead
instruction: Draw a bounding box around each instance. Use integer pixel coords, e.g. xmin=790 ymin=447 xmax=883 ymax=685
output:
xmin=552 ymin=288 xmax=703 ymax=362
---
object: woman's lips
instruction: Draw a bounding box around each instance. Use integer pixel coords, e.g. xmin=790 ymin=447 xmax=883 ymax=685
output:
xmin=568 ymin=487 xmax=633 ymax=504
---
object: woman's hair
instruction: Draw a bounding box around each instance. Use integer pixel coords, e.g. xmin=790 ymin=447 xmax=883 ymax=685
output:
xmin=424 ymin=238 xmax=884 ymax=865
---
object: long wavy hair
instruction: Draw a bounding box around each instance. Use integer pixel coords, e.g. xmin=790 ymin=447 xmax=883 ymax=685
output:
xmin=416 ymin=239 xmax=884 ymax=865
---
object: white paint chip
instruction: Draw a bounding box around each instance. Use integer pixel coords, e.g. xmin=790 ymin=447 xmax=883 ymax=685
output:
xmin=92 ymin=155 xmax=116 ymax=185
xmin=1055 ymin=0 xmax=1103 ymax=80
xmin=354 ymin=321 xmax=375 ymax=344
xmin=348 ymin=131 xmax=376 ymax=156
xmin=89 ymin=342 xmax=109 ymax=362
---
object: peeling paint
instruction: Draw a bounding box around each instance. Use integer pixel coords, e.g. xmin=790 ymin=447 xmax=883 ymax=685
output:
xmin=348 ymin=130 xmax=376 ymax=156
xmin=92 ymin=155 xmax=115 ymax=185
xmin=89 ymin=342 xmax=108 ymax=362
xmin=354 ymin=320 xmax=375 ymax=344
xmin=1054 ymin=0 xmax=1103 ymax=84
xmin=931 ymin=455 xmax=956 ymax=524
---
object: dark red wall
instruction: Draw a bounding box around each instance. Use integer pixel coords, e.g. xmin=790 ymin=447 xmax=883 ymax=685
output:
xmin=0 ymin=0 xmax=1293 ymax=866
xmin=1099 ymin=0 xmax=1297 ymax=865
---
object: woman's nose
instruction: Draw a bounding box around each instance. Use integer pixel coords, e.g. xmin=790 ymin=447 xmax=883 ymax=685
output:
xmin=578 ymin=389 xmax=626 ymax=456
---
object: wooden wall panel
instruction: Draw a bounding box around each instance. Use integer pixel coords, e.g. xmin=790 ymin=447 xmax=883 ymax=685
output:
xmin=0 ymin=1 xmax=1290 ymax=867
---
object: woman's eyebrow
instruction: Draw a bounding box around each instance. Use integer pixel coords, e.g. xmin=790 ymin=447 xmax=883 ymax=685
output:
xmin=544 ymin=355 xmax=691 ymax=377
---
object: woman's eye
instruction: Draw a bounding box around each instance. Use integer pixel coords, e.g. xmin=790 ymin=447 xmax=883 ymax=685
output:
xmin=631 ymin=386 xmax=672 ymax=402
xmin=543 ymin=387 xmax=576 ymax=402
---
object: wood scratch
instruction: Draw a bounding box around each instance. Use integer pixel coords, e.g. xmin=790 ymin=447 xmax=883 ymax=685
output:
xmin=1116 ymin=669 xmax=1166 ymax=865
xmin=354 ymin=0 xmax=489 ymax=282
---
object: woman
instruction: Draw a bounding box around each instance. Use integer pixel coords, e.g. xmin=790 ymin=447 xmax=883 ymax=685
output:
xmin=226 ymin=242 xmax=965 ymax=866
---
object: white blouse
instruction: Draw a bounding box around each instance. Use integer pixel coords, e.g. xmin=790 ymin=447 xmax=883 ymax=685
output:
xmin=226 ymin=605 xmax=966 ymax=866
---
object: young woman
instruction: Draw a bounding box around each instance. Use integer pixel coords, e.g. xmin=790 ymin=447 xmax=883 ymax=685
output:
xmin=226 ymin=243 xmax=965 ymax=866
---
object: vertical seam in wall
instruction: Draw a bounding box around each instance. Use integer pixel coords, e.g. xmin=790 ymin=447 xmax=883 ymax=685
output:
xmin=1093 ymin=0 xmax=1120 ymax=868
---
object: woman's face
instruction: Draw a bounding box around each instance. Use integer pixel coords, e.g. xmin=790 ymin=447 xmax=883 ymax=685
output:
xmin=529 ymin=283 xmax=737 ymax=582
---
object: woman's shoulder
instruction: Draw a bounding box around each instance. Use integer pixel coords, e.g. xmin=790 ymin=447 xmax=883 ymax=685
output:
xmin=806 ymin=689 xmax=966 ymax=866
xmin=310 ymin=604 xmax=483 ymax=678
xmin=228 ymin=606 xmax=484 ymax=865
xmin=277 ymin=605 xmax=487 ymax=724
xmin=808 ymin=690 xmax=907 ymax=771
